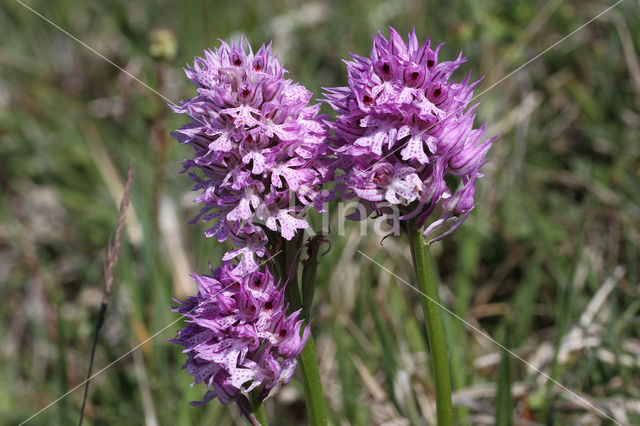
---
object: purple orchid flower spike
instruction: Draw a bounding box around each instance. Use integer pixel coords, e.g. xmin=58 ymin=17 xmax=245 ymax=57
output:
xmin=171 ymin=262 xmax=309 ymax=409
xmin=324 ymin=27 xmax=496 ymax=243
xmin=172 ymin=37 xmax=331 ymax=272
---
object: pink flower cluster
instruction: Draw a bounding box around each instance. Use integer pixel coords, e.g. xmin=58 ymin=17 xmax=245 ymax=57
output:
xmin=171 ymin=263 xmax=308 ymax=407
xmin=172 ymin=38 xmax=329 ymax=275
xmin=324 ymin=28 xmax=496 ymax=242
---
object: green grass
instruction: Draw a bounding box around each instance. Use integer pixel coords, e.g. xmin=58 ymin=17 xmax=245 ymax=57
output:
xmin=1 ymin=0 xmax=640 ymax=424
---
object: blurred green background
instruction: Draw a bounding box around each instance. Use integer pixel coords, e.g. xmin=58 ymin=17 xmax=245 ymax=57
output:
xmin=1 ymin=0 xmax=639 ymax=424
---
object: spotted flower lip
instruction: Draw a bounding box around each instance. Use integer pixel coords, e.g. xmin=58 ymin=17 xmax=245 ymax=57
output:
xmin=172 ymin=37 xmax=331 ymax=272
xmin=171 ymin=262 xmax=310 ymax=407
xmin=324 ymin=27 xmax=496 ymax=242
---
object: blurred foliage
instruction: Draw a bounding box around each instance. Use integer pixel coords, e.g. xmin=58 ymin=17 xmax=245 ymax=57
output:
xmin=1 ymin=0 xmax=640 ymax=425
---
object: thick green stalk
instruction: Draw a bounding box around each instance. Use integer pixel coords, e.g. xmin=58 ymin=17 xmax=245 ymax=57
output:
xmin=279 ymin=237 xmax=328 ymax=426
xmin=253 ymin=403 xmax=268 ymax=426
xmin=407 ymin=223 xmax=453 ymax=426
xmin=297 ymin=333 xmax=327 ymax=426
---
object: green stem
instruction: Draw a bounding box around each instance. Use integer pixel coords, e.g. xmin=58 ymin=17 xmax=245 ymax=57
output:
xmin=407 ymin=222 xmax=453 ymax=426
xmin=297 ymin=333 xmax=327 ymax=426
xmin=253 ymin=403 xmax=268 ymax=426
xmin=278 ymin=237 xmax=328 ymax=426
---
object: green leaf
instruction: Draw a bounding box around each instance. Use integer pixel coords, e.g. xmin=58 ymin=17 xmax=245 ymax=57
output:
xmin=496 ymin=328 xmax=513 ymax=426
